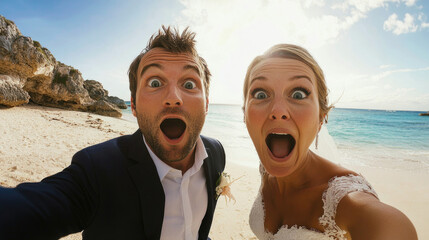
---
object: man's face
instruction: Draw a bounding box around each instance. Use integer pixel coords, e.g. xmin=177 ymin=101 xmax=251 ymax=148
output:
xmin=131 ymin=48 xmax=208 ymax=164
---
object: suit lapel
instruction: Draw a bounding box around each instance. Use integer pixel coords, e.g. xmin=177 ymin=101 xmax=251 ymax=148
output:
xmin=126 ymin=130 xmax=165 ymax=240
xmin=200 ymin=147 xmax=217 ymax=237
xmin=204 ymin=148 xmax=216 ymax=210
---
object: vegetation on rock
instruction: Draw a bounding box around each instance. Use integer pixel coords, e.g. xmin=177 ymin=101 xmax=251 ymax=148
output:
xmin=52 ymin=72 xmax=68 ymax=85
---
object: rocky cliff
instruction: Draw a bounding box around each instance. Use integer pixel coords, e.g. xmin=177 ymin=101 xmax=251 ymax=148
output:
xmin=0 ymin=15 xmax=126 ymax=117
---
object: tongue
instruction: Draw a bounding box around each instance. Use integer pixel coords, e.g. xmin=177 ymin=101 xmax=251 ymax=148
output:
xmin=270 ymin=135 xmax=292 ymax=158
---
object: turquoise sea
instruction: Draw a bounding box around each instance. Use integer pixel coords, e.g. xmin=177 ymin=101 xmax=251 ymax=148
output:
xmin=122 ymin=103 xmax=429 ymax=172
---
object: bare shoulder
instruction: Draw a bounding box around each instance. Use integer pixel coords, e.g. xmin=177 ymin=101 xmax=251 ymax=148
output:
xmin=313 ymin=154 xmax=357 ymax=180
xmin=336 ymin=191 xmax=417 ymax=240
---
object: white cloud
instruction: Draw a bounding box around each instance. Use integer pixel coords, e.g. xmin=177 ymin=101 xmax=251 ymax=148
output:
xmin=332 ymin=0 xmax=399 ymax=13
xmin=303 ymin=0 xmax=325 ymax=8
xmin=330 ymin=0 xmax=418 ymax=36
xmin=331 ymin=0 xmax=421 ymax=34
xmin=383 ymin=13 xmax=418 ymax=35
xmin=338 ymin=86 xmax=429 ymax=111
xmin=338 ymin=66 xmax=429 ymax=87
xmin=417 ymin=13 xmax=429 ymax=29
xmin=331 ymin=66 xmax=429 ymax=110
xmin=403 ymin=0 xmax=416 ymax=7
xmin=332 ymin=0 xmax=416 ymax=12
xmin=379 ymin=64 xmax=393 ymax=69
xmin=372 ymin=66 xmax=429 ymax=81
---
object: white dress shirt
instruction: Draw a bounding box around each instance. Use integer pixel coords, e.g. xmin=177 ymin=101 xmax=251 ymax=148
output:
xmin=143 ymin=135 xmax=208 ymax=240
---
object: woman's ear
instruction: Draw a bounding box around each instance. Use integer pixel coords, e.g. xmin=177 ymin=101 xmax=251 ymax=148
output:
xmin=205 ymin=97 xmax=209 ymax=115
xmin=242 ymin=106 xmax=246 ymax=123
xmin=318 ymin=114 xmax=326 ymax=132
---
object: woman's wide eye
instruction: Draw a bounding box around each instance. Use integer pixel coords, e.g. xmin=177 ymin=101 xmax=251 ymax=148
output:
xmin=183 ymin=80 xmax=196 ymax=89
xmin=291 ymin=90 xmax=307 ymax=99
xmin=253 ymin=90 xmax=267 ymax=99
xmin=148 ymin=79 xmax=162 ymax=88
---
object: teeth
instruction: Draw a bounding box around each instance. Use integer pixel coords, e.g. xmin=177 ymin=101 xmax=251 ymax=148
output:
xmin=272 ymin=133 xmax=289 ymax=136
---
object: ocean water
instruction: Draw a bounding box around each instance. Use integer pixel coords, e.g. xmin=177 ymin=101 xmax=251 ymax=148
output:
xmin=122 ymin=103 xmax=429 ymax=171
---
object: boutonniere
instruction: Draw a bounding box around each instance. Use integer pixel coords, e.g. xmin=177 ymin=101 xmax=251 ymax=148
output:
xmin=215 ymin=172 xmax=242 ymax=203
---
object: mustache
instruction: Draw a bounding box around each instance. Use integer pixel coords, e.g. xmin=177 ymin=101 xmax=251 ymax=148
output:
xmin=159 ymin=108 xmax=190 ymax=119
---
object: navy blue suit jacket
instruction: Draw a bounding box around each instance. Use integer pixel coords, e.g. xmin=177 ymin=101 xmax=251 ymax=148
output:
xmin=0 ymin=130 xmax=226 ymax=240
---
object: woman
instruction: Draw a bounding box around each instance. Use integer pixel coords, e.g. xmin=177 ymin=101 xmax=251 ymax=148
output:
xmin=244 ymin=44 xmax=417 ymax=239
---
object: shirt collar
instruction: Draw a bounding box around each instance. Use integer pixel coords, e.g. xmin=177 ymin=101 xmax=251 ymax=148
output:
xmin=142 ymin=134 xmax=208 ymax=181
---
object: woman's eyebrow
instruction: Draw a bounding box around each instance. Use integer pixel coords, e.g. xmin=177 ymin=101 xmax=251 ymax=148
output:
xmin=250 ymin=76 xmax=267 ymax=85
xmin=250 ymin=75 xmax=313 ymax=85
xmin=291 ymin=75 xmax=313 ymax=85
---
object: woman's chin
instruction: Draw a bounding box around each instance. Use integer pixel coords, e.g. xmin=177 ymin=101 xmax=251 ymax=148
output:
xmin=267 ymin=166 xmax=293 ymax=178
xmin=262 ymin=161 xmax=296 ymax=177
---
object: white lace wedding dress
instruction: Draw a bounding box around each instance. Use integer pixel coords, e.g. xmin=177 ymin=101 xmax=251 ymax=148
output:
xmin=249 ymin=174 xmax=378 ymax=240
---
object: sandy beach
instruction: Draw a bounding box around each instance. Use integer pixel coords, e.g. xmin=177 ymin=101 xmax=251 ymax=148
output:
xmin=1 ymin=104 xmax=428 ymax=239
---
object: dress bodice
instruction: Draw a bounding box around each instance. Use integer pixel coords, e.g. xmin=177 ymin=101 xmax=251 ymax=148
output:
xmin=249 ymin=174 xmax=378 ymax=240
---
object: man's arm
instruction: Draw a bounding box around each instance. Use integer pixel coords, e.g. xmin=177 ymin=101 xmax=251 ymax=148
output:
xmin=0 ymin=149 xmax=99 ymax=240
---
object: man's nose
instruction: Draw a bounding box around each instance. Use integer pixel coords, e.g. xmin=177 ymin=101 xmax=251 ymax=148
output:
xmin=163 ymin=85 xmax=183 ymax=107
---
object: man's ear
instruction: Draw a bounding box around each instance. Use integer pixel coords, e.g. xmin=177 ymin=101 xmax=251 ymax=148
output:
xmin=131 ymin=97 xmax=137 ymax=117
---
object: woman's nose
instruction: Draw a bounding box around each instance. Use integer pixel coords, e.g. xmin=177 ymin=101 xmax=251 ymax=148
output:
xmin=270 ymin=114 xmax=288 ymax=120
xmin=270 ymin=99 xmax=290 ymax=120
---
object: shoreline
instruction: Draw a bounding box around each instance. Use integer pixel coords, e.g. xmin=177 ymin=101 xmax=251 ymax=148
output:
xmin=1 ymin=104 xmax=427 ymax=239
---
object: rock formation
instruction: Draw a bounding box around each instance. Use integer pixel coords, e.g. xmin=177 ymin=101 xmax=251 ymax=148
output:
xmin=106 ymin=96 xmax=127 ymax=109
xmin=0 ymin=75 xmax=30 ymax=106
xmin=0 ymin=15 xmax=125 ymax=117
xmin=84 ymin=80 xmax=127 ymax=109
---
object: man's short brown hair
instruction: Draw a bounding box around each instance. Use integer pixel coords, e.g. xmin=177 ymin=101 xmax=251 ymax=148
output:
xmin=128 ymin=26 xmax=211 ymax=106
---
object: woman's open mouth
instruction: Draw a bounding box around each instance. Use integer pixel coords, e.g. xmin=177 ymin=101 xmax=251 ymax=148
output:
xmin=265 ymin=133 xmax=296 ymax=158
xmin=160 ymin=118 xmax=186 ymax=140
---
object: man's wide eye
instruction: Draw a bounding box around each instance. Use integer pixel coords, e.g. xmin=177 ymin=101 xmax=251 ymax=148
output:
xmin=291 ymin=90 xmax=307 ymax=99
xmin=183 ymin=80 xmax=196 ymax=89
xmin=148 ymin=79 xmax=162 ymax=88
xmin=253 ymin=90 xmax=267 ymax=99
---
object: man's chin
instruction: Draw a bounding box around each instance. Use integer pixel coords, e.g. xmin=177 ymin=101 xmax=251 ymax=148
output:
xmin=157 ymin=149 xmax=190 ymax=163
xmin=150 ymin=139 xmax=195 ymax=163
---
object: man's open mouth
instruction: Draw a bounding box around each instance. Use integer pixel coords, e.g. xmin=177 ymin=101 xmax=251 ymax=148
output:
xmin=160 ymin=118 xmax=186 ymax=140
xmin=265 ymin=133 xmax=296 ymax=158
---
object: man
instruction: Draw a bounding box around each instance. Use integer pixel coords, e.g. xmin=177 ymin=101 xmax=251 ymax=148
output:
xmin=0 ymin=26 xmax=225 ymax=240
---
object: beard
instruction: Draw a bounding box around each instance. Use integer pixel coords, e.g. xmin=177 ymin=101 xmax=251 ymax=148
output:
xmin=135 ymin=107 xmax=205 ymax=163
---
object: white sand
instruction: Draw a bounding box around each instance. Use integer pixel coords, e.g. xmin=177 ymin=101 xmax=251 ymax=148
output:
xmin=0 ymin=104 xmax=427 ymax=239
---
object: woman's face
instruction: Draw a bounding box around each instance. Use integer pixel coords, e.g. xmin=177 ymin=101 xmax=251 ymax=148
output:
xmin=244 ymin=58 xmax=321 ymax=177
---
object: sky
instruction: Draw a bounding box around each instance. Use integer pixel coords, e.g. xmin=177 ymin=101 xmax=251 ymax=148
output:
xmin=1 ymin=0 xmax=429 ymax=111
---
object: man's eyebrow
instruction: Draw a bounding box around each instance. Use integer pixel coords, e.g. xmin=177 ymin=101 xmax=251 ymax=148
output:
xmin=183 ymin=64 xmax=201 ymax=76
xmin=140 ymin=63 xmax=163 ymax=77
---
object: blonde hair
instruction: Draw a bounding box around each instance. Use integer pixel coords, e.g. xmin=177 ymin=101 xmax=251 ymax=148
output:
xmin=243 ymin=44 xmax=332 ymax=122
